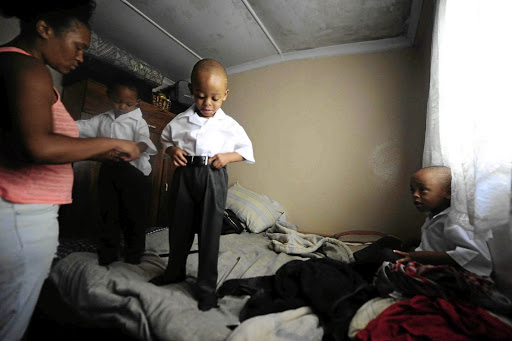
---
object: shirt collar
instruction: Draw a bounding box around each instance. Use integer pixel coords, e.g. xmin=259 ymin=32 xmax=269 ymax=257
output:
xmin=107 ymin=108 xmax=143 ymax=121
xmin=429 ymin=206 xmax=451 ymax=220
xmin=180 ymin=105 xmax=227 ymax=125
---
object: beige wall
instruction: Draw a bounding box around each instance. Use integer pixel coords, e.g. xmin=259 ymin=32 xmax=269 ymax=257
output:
xmin=222 ymin=47 xmax=430 ymax=241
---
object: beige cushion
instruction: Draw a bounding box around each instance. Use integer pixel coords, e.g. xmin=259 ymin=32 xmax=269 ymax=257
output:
xmin=226 ymin=182 xmax=284 ymax=233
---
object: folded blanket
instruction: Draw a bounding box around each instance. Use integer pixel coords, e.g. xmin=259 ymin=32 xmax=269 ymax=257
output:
xmin=49 ymin=232 xmax=309 ymax=341
xmin=265 ymin=221 xmax=354 ymax=263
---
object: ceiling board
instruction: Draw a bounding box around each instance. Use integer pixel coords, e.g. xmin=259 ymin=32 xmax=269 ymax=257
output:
xmin=88 ymin=0 xmax=419 ymax=84
xmin=248 ymin=0 xmax=412 ymax=50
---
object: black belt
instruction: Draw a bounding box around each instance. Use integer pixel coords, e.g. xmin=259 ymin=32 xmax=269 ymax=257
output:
xmin=184 ymin=155 xmax=209 ymax=166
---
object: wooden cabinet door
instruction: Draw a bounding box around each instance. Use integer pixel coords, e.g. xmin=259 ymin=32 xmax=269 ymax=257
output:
xmin=157 ymin=157 xmax=177 ymax=227
xmin=141 ymin=102 xmax=176 ymax=227
xmin=146 ymin=129 xmax=166 ymax=227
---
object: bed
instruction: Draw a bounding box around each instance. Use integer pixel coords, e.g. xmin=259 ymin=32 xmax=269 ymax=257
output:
xmin=28 ymin=184 xmax=512 ymax=341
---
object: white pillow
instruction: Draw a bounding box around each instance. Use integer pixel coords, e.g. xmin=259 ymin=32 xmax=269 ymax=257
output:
xmin=145 ymin=228 xmax=169 ymax=254
xmin=226 ymin=182 xmax=284 ymax=233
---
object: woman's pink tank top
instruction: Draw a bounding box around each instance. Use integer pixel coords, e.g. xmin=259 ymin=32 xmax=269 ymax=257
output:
xmin=0 ymin=47 xmax=79 ymax=204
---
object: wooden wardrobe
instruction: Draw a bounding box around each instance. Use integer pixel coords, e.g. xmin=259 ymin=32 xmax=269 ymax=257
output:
xmin=59 ymin=78 xmax=176 ymax=238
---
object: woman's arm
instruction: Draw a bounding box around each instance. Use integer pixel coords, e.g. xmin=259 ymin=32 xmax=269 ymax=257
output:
xmin=7 ymin=56 xmax=140 ymax=163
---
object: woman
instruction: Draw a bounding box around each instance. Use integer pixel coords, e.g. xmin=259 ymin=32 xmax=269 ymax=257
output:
xmin=0 ymin=2 xmax=141 ymax=339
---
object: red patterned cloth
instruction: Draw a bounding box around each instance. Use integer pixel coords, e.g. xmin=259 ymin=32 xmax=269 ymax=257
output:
xmin=354 ymin=295 xmax=512 ymax=341
xmin=375 ymin=261 xmax=512 ymax=313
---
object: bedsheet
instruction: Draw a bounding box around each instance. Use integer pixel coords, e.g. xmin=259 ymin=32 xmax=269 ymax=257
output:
xmin=49 ymin=230 xmax=353 ymax=341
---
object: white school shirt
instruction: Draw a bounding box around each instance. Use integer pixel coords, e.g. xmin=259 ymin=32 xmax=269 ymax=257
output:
xmin=160 ymin=105 xmax=255 ymax=163
xmin=415 ymin=207 xmax=492 ymax=276
xmin=76 ymin=108 xmax=157 ymax=176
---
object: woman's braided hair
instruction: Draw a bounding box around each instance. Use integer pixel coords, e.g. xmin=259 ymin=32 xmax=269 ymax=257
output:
xmin=0 ymin=0 xmax=96 ymax=34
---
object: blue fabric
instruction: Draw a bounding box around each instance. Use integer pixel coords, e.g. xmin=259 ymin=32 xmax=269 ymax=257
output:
xmin=0 ymin=197 xmax=59 ymax=341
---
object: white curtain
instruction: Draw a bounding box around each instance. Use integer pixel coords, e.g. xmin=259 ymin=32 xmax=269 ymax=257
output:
xmin=423 ymin=0 xmax=512 ymax=240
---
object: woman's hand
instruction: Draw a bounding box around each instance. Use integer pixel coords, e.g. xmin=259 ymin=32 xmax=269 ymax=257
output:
xmin=137 ymin=142 xmax=149 ymax=153
xmin=89 ymin=150 xmax=121 ymax=162
xmin=114 ymin=140 xmax=142 ymax=161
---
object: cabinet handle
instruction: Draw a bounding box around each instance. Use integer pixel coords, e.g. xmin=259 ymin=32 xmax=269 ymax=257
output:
xmin=165 ymin=183 xmax=168 ymax=191
xmin=148 ymin=124 xmax=156 ymax=129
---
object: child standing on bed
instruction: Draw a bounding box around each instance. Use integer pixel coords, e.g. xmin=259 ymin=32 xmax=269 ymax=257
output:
xmin=76 ymin=77 xmax=157 ymax=265
xmin=150 ymin=58 xmax=255 ymax=311
xmin=394 ymin=166 xmax=492 ymax=276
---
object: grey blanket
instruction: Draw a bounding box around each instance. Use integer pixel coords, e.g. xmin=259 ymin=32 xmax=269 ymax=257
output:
xmin=50 ymin=230 xmax=348 ymax=341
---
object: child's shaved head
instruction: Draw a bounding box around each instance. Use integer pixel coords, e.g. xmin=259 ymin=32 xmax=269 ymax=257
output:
xmin=189 ymin=58 xmax=229 ymax=118
xmin=410 ymin=165 xmax=452 ymax=215
xmin=191 ymin=59 xmax=228 ymax=89
xmin=417 ymin=166 xmax=452 ymax=192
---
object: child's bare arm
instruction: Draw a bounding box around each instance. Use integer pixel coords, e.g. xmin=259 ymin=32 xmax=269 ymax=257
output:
xmin=209 ymin=152 xmax=244 ymax=169
xmin=394 ymin=250 xmax=459 ymax=267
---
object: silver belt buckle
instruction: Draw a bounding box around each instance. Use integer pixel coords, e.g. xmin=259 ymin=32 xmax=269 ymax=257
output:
xmin=190 ymin=156 xmax=208 ymax=165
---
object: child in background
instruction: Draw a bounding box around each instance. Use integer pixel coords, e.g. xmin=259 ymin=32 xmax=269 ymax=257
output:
xmin=150 ymin=58 xmax=255 ymax=311
xmin=394 ymin=166 xmax=492 ymax=276
xmin=76 ymin=77 xmax=157 ymax=265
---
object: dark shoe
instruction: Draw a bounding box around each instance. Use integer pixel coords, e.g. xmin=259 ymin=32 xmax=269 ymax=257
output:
xmin=97 ymin=248 xmax=119 ymax=266
xmin=149 ymin=272 xmax=186 ymax=286
xmin=197 ymin=295 xmax=218 ymax=311
xmin=123 ymin=246 xmax=144 ymax=265
xmin=125 ymin=255 xmax=142 ymax=265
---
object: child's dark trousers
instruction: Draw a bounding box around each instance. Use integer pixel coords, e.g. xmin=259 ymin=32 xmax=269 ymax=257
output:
xmin=97 ymin=161 xmax=151 ymax=264
xmin=165 ymin=163 xmax=228 ymax=306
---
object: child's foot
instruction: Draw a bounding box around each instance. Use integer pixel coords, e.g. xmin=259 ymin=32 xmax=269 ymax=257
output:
xmin=98 ymin=256 xmax=118 ymax=266
xmin=125 ymin=255 xmax=142 ymax=265
xmin=123 ymin=247 xmax=144 ymax=265
xmin=97 ymin=248 xmax=119 ymax=266
xmin=197 ymin=295 xmax=218 ymax=311
xmin=149 ymin=272 xmax=186 ymax=286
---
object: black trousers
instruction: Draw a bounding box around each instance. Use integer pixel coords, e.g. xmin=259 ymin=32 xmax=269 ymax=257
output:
xmin=164 ymin=164 xmax=228 ymax=299
xmin=98 ymin=161 xmax=151 ymax=260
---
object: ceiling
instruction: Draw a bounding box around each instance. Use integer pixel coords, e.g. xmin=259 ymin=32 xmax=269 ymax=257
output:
xmin=88 ymin=0 xmax=423 ymax=85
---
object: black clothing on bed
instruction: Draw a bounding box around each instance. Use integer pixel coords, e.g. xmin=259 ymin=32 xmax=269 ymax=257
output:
xmin=352 ymin=236 xmax=405 ymax=264
xmin=218 ymin=258 xmax=378 ymax=341
xmin=221 ymin=209 xmax=245 ymax=235
xmin=351 ymin=236 xmax=408 ymax=282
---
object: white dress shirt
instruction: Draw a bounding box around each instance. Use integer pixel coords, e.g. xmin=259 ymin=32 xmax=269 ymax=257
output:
xmin=76 ymin=108 xmax=157 ymax=175
xmin=416 ymin=207 xmax=493 ymax=276
xmin=161 ymin=105 xmax=255 ymax=163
